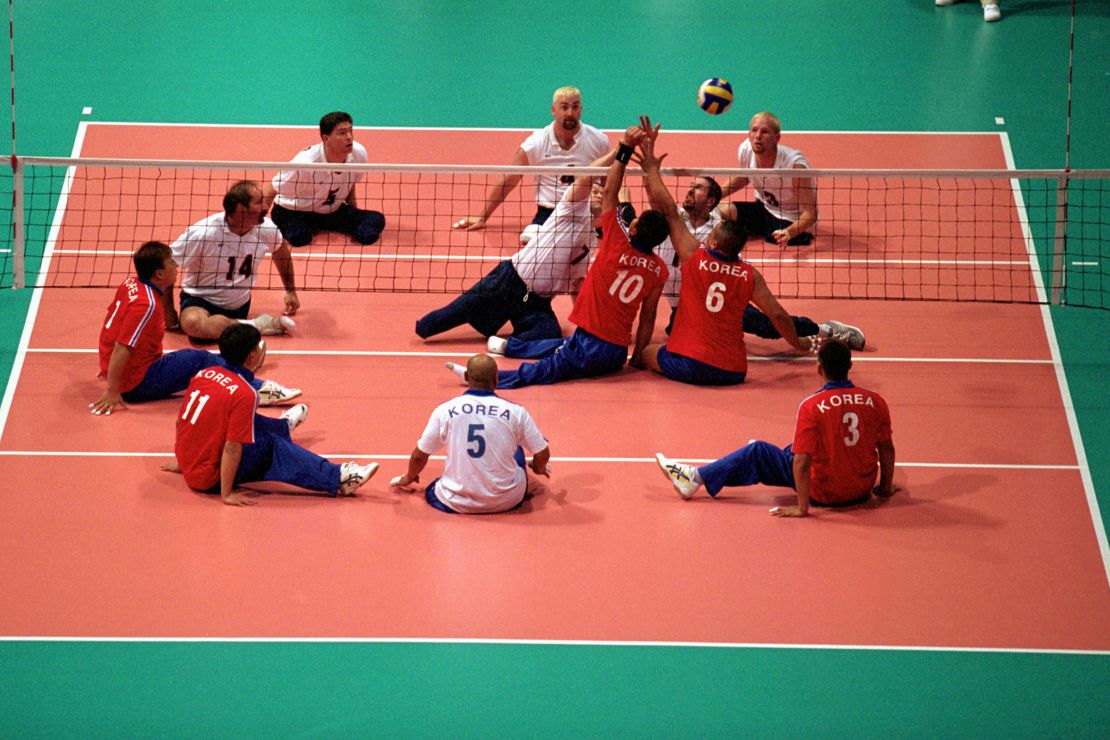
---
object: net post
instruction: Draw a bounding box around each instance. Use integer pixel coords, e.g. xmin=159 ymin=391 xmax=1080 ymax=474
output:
xmin=10 ymin=153 xmax=22 ymax=289
xmin=1051 ymin=173 xmax=1068 ymax=306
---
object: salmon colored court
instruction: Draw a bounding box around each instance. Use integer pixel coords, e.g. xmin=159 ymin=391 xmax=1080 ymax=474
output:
xmin=0 ymin=124 xmax=1106 ymax=650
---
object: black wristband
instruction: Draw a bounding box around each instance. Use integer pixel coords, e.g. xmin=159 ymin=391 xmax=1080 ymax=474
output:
xmin=615 ymin=143 xmax=634 ymax=164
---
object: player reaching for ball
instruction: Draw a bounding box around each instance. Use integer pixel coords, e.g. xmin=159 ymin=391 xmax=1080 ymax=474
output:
xmin=91 ymin=241 xmax=301 ymax=416
xmin=160 ymin=323 xmax=379 ymax=506
xmin=392 ymin=354 xmax=550 ymax=514
xmin=719 ymin=111 xmax=817 ymax=247
xmin=452 ymin=86 xmax=610 ymax=239
xmin=655 ymin=339 xmax=897 ymax=516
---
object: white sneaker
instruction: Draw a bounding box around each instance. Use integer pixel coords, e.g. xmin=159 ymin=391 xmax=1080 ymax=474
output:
xmin=655 ymin=453 xmax=701 ymax=500
xmin=254 ymin=314 xmax=296 ymax=336
xmin=339 ymin=461 xmax=379 ymax=495
xmin=257 ymin=379 xmax=303 ymax=406
xmin=280 ymin=403 xmax=308 ymax=433
xmin=820 ymin=320 xmax=866 ymax=350
xmin=935 ymin=0 xmax=955 ymax=5
xmin=486 ymin=335 xmax=509 ymax=356
xmin=983 ymin=3 xmax=1001 ymax=21
xmin=445 ymin=361 xmax=466 ymax=383
xmin=278 ymin=315 xmax=297 ymax=335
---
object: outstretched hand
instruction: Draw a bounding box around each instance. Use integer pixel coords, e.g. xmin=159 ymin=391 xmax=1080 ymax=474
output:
xmin=391 ymin=473 xmax=420 ymax=491
xmin=621 ymin=124 xmax=646 ymax=148
xmin=636 ymin=116 xmax=666 ymax=172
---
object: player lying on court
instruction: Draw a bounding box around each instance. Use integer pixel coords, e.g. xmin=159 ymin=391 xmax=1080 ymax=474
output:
xmin=91 ymin=241 xmax=301 ymax=416
xmin=655 ymin=340 xmax=897 ymax=516
xmin=160 ymin=324 xmax=379 ymax=506
xmin=651 ymin=173 xmax=864 ymax=350
xmin=416 ymin=145 xmax=621 ymax=350
xmin=446 ymin=122 xmax=670 ymax=389
xmin=633 ymin=118 xmax=807 ymax=386
xmin=163 ymin=180 xmax=299 ymax=344
xmin=392 ymin=354 xmax=550 ymax=514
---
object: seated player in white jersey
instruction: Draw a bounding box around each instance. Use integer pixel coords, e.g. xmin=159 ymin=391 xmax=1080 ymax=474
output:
xmin=391 ymin=354 xmax=551 ymax=514
xmin=415 ymin=146 xmax=623 ymax=351
xmin=653 ymin=175 xmax=864 ymax=349
xmin=635 ymin=123 xmax=806 ymax=386
xmin=163 ymin=180 xmax=299 ymax=345
xmin=719 ymin=111 xmax=817 ymax=247
xmin=445 ymin=123 xmax=670 ymax=390
xmin=264 ymin=111 xmax=386 ymax=248
xmin=451 ymin=86 xmax=611 ymax=238
xmin=160 ymin=324 xmax=378 ymax=507
xmin=656 ymin=340 xmax=897 ymax=517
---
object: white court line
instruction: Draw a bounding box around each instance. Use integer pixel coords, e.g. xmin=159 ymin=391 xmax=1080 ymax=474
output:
xmin=0 ymin=635 xmax=1105 ymax=655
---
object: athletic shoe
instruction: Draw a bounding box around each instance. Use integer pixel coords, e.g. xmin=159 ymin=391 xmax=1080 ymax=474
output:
xmin=254 ymin=314 xmax=296 ymax=336
xmin=983 ymin=3 xmax=1001 ymax=21
xmin=935 ymin=0 xmax=954 ymax=5
xmin=280 ymin=403 xmax=308 ymax=433
xmin=256 ymin=379 xmax=303 ymax=406
xmin=486 ymin=335 xmax=509 ymax=356
xmin=445 ymin=361 xmax=466 ymax=382
xmin=339 ymin=461 xmax=379 ymax=496
xmin=655 ymin=453 xmax=701 ymax=500
xmin=820 ymin=320 xmax=866 ymax=350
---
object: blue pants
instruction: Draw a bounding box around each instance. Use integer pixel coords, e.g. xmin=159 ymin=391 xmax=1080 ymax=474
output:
xmin=497 ymin=328 xmax=627 ymax=389
xmin=698 ymin=441 xmax=797 ymax=497
xmin=415 ymin=260 xmax=562 ymax=342
xmin=234 ymin=414 xmax=342 ymax=494
xmin=424 ymin=447 xmax=527 ymax=513
xmin=656 ymin=345 xmax=746 ymax=386
xmin=121 ymin=350 xmax=263 ymax=403
xmin=271 ymin=202 xmax=385 ymax=247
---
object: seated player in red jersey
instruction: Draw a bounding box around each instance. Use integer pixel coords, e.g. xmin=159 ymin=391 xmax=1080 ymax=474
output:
xmin=90 ymin=241 xmax=300 ymax=416
xmin=160 ymin=323 xmax=378 ymax=506
xmin=634 ymin=121 xmax=807 ymax=386
xmin=655 ymin=340 xmax=897 ymax=517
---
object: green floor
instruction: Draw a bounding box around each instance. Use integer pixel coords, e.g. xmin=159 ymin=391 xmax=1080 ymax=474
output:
xmin=2 ymin=1 xmax=1108 ymax=735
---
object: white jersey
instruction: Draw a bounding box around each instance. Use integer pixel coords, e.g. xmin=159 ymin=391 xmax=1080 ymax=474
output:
xmin=511 ymin=187 xmax=595 ymax=296
xmin=272 ymin=141 xmax=369 ymax=214
xmin=654 ymin=207 xmax=722 ymax=307
xmin=417 ymin=389 xmax=548 ymax=514
xmin=736 ymin=139 xmax=813 ymax=221
xmin=519 ymin=122 xmax=610 ymax=208
xmin=172 ymin=212 xmax=282 ymax=309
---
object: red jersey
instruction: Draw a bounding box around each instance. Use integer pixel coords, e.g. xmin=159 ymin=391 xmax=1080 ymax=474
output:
xmin=174 ymin=366 xmax=258 ymax=491
xmin=568 ymin=208 xmax=666 ymax=346
xmin=792 ymin=380 xmax=893 ymax=504
xmin=98 ymin=277 xmax=165 ymax=393
xmin=667 ymin=246 xmax=754 ymax=373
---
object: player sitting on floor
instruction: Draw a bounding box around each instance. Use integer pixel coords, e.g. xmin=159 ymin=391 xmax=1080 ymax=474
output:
xmin=91 ymin=241 xmax=300 ymax=416
xmin=655 ymin=340 xmax=897 ymax=517
xmin=160 ymin=323 xmax=379 ymax=506
xmin=163 ymin=180 xmax=299 ymax=345
xmin=392 ymin=354 xmax=551 ymax=514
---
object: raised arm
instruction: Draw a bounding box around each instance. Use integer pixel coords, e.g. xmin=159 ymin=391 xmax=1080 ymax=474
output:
xmin=566 ymin=146 xmax=620 ymax=202
xmin=453 ymin=148 xmax=529 ymax=230
xmin=637 ymin=122 xmax=700 ymax=264
xmin=601 ymin=125 xmax=645 ymax=213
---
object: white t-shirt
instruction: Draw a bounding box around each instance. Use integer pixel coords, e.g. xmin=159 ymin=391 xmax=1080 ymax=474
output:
xmin=519 ymin=122 xmax=610 ymax=208
xmin=654 ymin=207 xmax=721 ymax=308
xmin=272 ymin=141 xmax=369 ymax=214
xmin=736 ymin=139 xmax=813 ymax=221
xmin=417 ymin=389 xmax=548 ymax=514
xmin=511 ymin=187 xmax=595 ymax=297
xmin=172 ymin=213 xmax=282 ymax=309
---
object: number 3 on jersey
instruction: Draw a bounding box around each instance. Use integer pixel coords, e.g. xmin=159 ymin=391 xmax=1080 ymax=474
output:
xmin=841 ymin=412 xmax=860 ymax=446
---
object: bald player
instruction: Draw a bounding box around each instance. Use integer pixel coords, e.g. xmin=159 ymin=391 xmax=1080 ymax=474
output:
xmin=452 ymin=86 xmax=610 ymax=237
xmin=392 ymin=354 xmax=551 ymax=514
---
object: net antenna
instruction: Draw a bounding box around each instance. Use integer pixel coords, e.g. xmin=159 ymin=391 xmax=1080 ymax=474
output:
xmin=1052 ymin=0 xmax=1077 ymax=305
xmin=8 ymin=0 xmax=21 ymax=289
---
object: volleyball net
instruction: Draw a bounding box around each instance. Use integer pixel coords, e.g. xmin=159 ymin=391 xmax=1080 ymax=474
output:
xmin=2 ymin=157 xmax=1107 ymax=309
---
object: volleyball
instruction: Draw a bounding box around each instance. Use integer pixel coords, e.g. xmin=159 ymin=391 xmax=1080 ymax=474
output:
xmin=697 ymin=78 xmax=733 ymax=115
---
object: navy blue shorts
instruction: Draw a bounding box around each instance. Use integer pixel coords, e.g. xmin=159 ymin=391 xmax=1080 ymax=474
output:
xmin=731 ymin=200 xmax=813 ymax=246
xmin=656 ymin=345 xmax=745 ymax=386
xmin=180 ymin=291 xmax=249 ymax=319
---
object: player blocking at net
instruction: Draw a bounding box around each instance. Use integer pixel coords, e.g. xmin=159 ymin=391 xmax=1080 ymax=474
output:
xmin=160 ymin=324 xmax=379 ymax=506
xmin=163 ymin=180 xmax=300 ymax=344
xmin=91 ymin=241 xmax=301 ymax=416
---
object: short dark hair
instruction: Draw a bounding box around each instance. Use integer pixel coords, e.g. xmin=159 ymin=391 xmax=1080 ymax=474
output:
xmin=818 ymin=339 xmax=852 ymax=381
xmin=701 ymin=176 xmax=722 ymax=209
xmin=320 ymin=111 xmax=353 ymax=136
xmin=133 ymin=241 xmax=172 ymax=281
xmin=218 ymin=323 xmax=262 ymax=367
xmin=631 ymin=209 xmax=669 ymax=251
xmin=223 ymin=180 xmax=259 ymax=217
xmin=713 ymin=220 xmax=748 ymax=256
